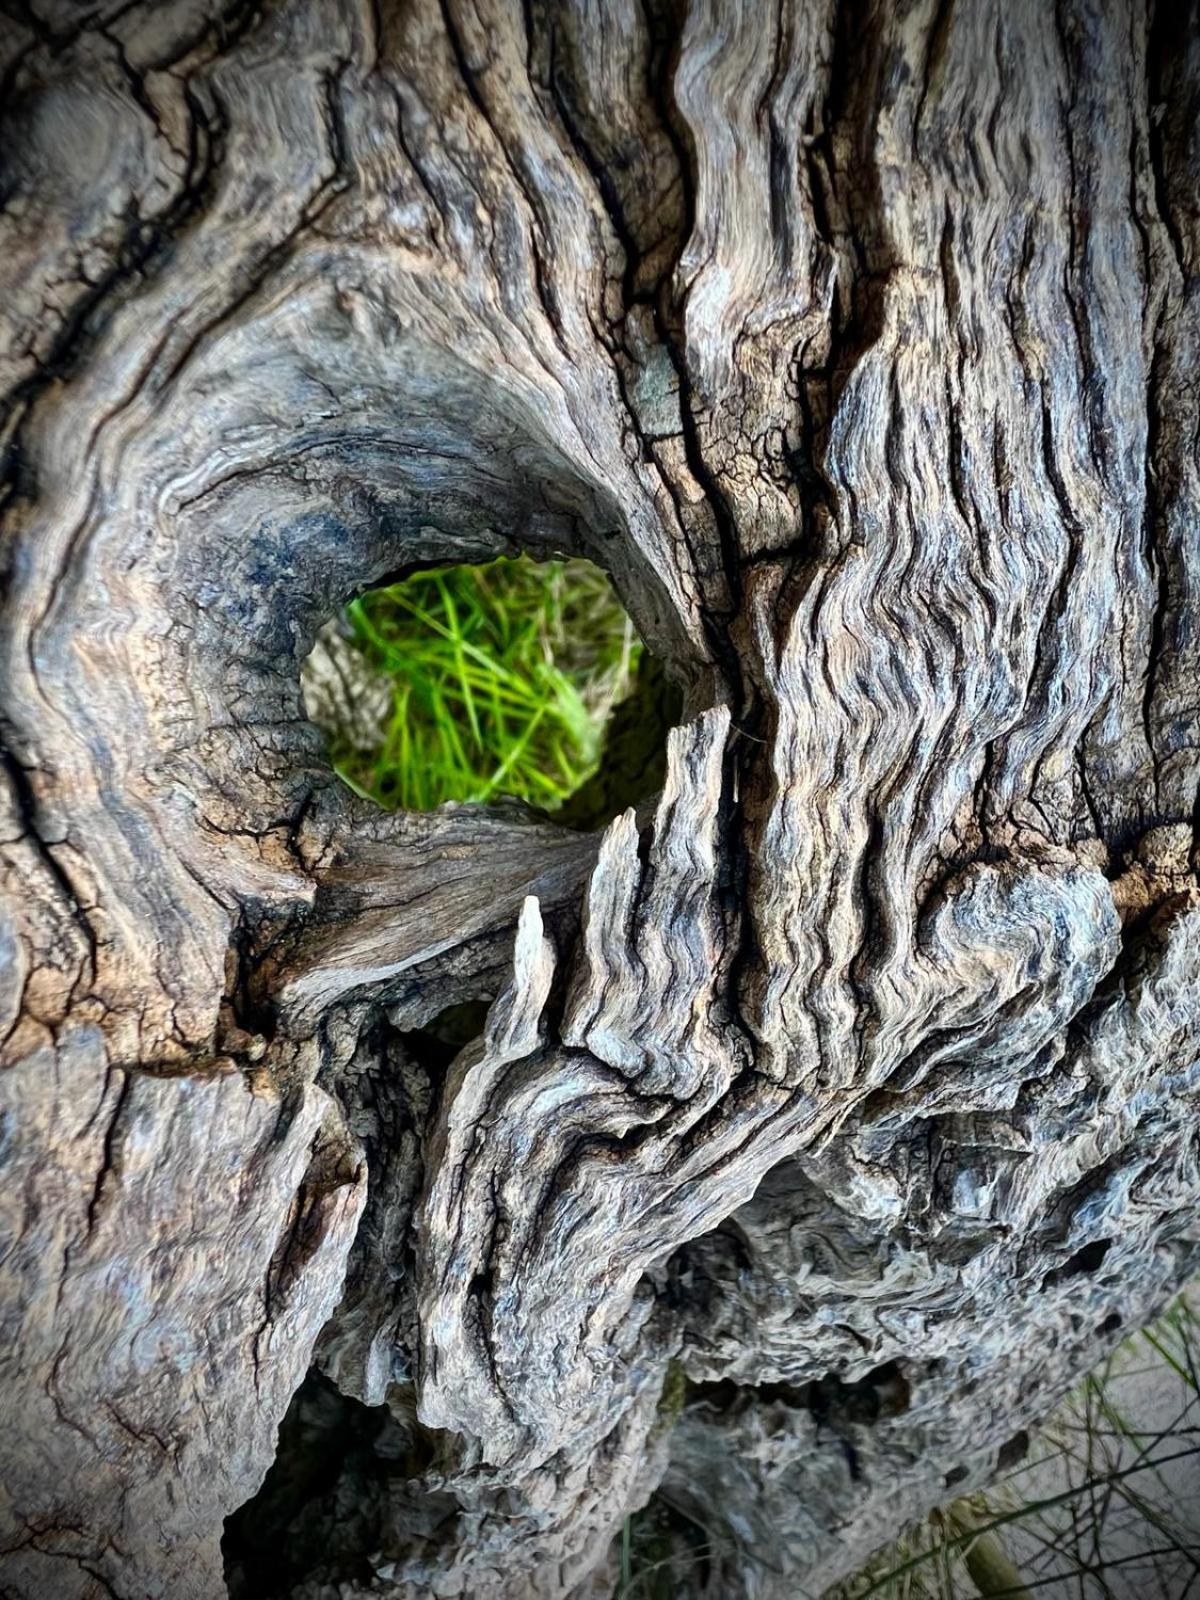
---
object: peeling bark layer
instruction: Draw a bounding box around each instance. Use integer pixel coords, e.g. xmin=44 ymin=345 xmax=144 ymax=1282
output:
xmin=1 ymin=2 xmax=1198 ymax=1597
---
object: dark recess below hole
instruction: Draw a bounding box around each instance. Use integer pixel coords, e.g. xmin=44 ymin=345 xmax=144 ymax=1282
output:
xmin=222 ymin=1370 xmax=452 ymax=1599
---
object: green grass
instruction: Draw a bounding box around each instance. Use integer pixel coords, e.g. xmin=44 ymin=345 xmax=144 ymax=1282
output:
xmin=320 ymin=555 xmax=641 ymax=813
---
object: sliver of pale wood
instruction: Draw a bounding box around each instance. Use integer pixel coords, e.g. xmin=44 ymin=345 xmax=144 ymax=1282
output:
xmin=0 ymin=2 xmax=1198 ymax=1597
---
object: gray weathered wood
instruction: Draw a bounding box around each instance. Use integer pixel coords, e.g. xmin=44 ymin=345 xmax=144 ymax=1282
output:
xmin=1 ymin=1 xmax=1198 ymax=1596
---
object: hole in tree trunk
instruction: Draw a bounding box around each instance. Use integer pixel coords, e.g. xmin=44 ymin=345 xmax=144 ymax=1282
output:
xmin=996 ymin=1428 xmax=1030 ymax=1471
xmin=222 ymin=1369 xmax=456 ymax=1599
xmin=301 ymin=554 xmax=680 ymax=825
xmin=399 ymin=998 xmax=492 ymax=1068
xmin=1041 ymin=1237 xmax=1113 ymax=1288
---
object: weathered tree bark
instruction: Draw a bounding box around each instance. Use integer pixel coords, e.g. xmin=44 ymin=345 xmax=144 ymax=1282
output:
xmin=1 ymin=1 xmax=1198 ymax=1596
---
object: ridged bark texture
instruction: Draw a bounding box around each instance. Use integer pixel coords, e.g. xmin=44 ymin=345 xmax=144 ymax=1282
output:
xmin=1 ymin=2 xmax=1198 ymax=1596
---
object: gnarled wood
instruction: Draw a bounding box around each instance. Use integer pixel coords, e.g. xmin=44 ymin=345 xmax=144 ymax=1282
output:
xmin=1 ymin=2 xmax=1198 ymax=1597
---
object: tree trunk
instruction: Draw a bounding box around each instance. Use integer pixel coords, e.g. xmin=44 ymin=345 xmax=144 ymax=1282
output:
xmin=1 ymin=2 xmax=1197 ymax=1596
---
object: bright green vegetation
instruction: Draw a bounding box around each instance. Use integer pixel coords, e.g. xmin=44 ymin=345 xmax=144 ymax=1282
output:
xmin=329 ymin=555 xmax=641 ymax=812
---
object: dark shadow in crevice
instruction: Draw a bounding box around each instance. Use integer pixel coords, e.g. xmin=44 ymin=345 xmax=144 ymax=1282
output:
xmin=397 ymin=997 xmax=491 ymax=1069
xmin=686 ymin=1359 xmax=912 ymax=1429
xmin=224 ymin=1369 xmax=419 ymax=1593
xmin=554 ymin=649 xmax=683 ymax=832
xmin=222 ymin=1369 xmax=453 ymax=1600
xmin=227 ymin=1009 xmax=486 ymax=1599
xmin=1041 ymin=1237 xmax=1113 ymax=1290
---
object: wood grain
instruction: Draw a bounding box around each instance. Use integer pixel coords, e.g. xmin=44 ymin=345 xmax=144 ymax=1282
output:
xmin=1 ymin=1 xmax=1197 ymax=1596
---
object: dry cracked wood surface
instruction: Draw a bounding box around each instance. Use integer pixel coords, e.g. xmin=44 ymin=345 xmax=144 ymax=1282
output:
xmin=0 ymin=1 xmax=1198 ymax=1596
